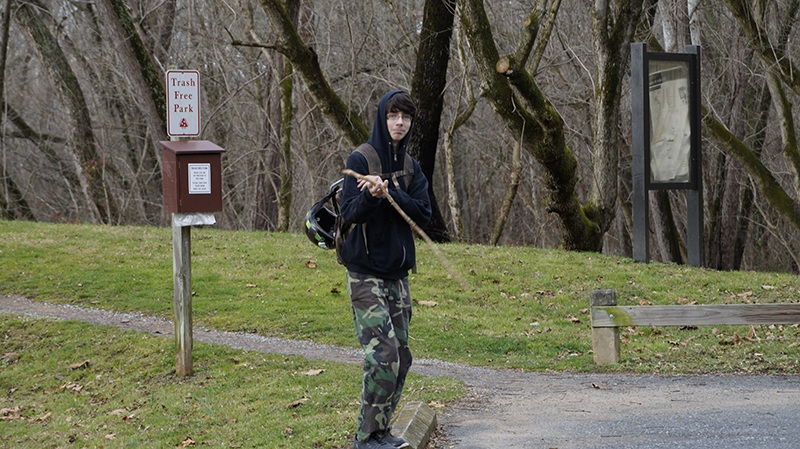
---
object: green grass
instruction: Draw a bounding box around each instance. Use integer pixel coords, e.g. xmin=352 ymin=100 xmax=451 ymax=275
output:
xmin=0 ymin=315 xmax=461 ymax=448
xmin=1 ymin=219 xmax=800 ymax=375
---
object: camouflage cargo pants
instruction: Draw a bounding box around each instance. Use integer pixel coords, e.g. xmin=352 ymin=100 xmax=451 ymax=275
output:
xmin=347 ymin=271 xmax=413 ymax=442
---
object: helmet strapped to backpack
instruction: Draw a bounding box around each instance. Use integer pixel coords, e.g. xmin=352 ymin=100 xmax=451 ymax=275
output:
xmin=304 ymin=179 xmax=343 ymax=250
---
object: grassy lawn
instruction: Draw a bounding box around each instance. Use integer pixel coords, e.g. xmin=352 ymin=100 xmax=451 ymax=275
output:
xmin=0 ymin=315 xmax=460 ymax=448
xmin=2 ymin=219 xmax=799 ymax=374
xmin=2 ymin=220 xmax=800 ymax=447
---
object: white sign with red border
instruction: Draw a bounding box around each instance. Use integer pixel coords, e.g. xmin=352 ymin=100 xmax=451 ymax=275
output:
xmin=166 ymin=70 xmax=200 ymax=137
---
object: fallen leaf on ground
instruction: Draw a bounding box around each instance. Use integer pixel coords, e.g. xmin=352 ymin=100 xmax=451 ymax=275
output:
xmin=178 ymin=437 xmax=195 ymax=447
xmin=591 ymin=383 xmax=611 ymax=390
xmin=305 ymin=260 xmax=317 ymax=268
xmin=105 ymin=434 xmax=116 ymax=440
xmin=70 ymin=360 xmax=90 ymax=370
xmin=286 ymin=398 xmax=308 ymax=408
xmin=0 ymin=406 xmax=21 ymax=420
xmin=417 ymin=300 xmax=438 ymax=307
xmin=565 ymin=314 xmax=581 ymax=323
xmin=60 ymin=382 xmax=83 ymax=392
xmin=303 ymin=369 xmax=326 ymax=376
xmin=428 ymin=401 xmax=445 ymax=408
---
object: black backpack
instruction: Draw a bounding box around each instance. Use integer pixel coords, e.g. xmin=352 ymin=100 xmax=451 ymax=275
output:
xmin=326 ymin=143 xmax=414 ymax=266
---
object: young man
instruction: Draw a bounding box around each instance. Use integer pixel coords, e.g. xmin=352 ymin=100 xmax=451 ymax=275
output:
xmin=339 ymin=90 xmax=432 ymax=449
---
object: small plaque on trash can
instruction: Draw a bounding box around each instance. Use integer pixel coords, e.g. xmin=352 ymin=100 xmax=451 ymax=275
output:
xmin=188 ymin=163 xmax=211 ymax=194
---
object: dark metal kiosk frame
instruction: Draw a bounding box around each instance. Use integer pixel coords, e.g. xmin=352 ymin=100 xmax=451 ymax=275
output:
xmin=631 ymin=43 xmax=703 ymax=267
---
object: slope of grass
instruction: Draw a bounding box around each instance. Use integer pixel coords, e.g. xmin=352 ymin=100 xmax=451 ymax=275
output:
xmin=2 ymin=219 xmax=799 ymax=374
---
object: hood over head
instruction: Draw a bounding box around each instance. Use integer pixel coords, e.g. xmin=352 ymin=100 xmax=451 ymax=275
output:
xmin=366 ymin=90 xmax=413 ymax=167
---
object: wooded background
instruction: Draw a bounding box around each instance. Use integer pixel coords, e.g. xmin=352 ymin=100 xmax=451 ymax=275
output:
xmin=1 ymin=0 xmax=799 ymax=274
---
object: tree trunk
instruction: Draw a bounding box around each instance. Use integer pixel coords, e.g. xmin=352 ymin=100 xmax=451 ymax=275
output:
xmin=0 ymin=0 xmax=33 ymax=220
xmin=94 ymin=0 xmax=167 ymax=145
xmin=254 ymin=55 xmax=281 ymax=231
xmin=15 ymin=0 xmax=112 ymax=223
xmin=442 ymin=28 xmax=477 ymax=241
xmin=408 ymin=0 xmax=456 ymax=242
xmin=589 ymin=0 xmax=645 ymax=237
xmin=257 ymin=0 xmax=369 ymax=146
xmin=277 ymin=54 xmax=294 ymax=232
xmin=459 ymin=0 xmax=600 ymax=251
xmin=649 ymin=191 xmax=683 ymax=263
xmin=489 ymin=140 xmax=521 ymax=245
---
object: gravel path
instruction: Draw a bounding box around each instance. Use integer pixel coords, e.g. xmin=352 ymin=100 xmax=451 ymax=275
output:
xmin=4 ymin=294 xmax=800 ymax=448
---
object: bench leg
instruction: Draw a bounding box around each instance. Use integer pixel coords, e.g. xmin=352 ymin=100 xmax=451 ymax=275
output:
xmin=591 ymin=289 xmax=621 ymax=364
xmin=592 ymin=327 xmax=620 ymax=364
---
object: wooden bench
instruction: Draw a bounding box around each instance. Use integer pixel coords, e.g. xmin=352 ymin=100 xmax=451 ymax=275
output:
xmin=589 ymin=289 xmax=800 ymax=364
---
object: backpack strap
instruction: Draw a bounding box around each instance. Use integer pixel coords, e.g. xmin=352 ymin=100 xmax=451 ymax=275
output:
xmin=354 ymin=144 xmax=381 ymax=176
xmin=354 ymin=144 xmax=415 ymax=190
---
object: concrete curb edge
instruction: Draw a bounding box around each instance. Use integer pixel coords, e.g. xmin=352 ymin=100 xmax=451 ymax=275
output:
xmin=391 ymin=401 xmax=437 ymax=449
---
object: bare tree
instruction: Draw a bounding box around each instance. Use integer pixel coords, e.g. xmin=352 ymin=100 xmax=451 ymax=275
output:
xmin=0 ymin=0 xmax=33 ymax=219
xmin=14 ymin=0 xmax=116 ymax=223
xmin=458 ymin=0 xmax=644 ymax=251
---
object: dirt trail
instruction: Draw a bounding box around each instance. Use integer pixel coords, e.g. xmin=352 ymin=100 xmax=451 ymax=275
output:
xmin=4 ymin=294 xmax=800 ymax=448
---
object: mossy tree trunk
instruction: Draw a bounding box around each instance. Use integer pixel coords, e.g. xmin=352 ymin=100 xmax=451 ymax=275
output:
xmin=14 ymin=0 xmax=115 ymax=223
xmin=706 ymin=0 xmax=800 ymax=236
xmin=257 ymin=0 xmax=369 ymax=146
xmin=94 ymin=0 xmax=167 ymax=144
xmin=275 ymin=0 xmax=298 ymax=233
xmin=0 ymin=0 xmax=32 ymax=220
xmin=459 ymin=0 xmax=641 ymax=251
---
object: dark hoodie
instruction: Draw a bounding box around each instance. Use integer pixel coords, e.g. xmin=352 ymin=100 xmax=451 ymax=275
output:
xmin=339 ymin=90 xmax=432 ymax=280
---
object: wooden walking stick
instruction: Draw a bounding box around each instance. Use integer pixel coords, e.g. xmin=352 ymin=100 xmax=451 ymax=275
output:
xmin=342 ymin=169 xmax=467 ymax=286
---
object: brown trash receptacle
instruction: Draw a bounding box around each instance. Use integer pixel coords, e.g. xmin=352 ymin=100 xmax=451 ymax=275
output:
xmin=160 ymin=140 xmax=226 ymax=214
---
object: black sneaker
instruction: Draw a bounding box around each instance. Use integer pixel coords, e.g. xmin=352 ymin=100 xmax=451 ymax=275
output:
xmin=379 ymin=430 xmax=410 ymax=449
xmin=353 ymin=436 xmax=395 ymax=449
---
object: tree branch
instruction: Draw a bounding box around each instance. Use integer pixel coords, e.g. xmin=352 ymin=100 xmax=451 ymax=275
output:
xmin=257 ymin=0 xmax=369 ymax=146
xmin=723 ymin=0 xmax=800 ymax=97
xmin=702 ymin=104 xmax=800 ymax=233
xmin=459 ymin=0 xmax=600 ymax=251
xmin=528 ymin=0 xmax=561 ymax=74
xmin=230 ymin=39 xmax=279 ymax=50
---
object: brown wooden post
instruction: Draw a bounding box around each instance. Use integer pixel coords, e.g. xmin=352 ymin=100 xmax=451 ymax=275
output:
xmin=591 ymin=289 xmax=620 ymax=364
xmin=172 ymin=215 xmax=193 ymax=376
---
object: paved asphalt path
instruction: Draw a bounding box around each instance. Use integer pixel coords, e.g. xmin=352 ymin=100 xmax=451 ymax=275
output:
xmin=3 ymin=295 xmax=800 ymax=448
